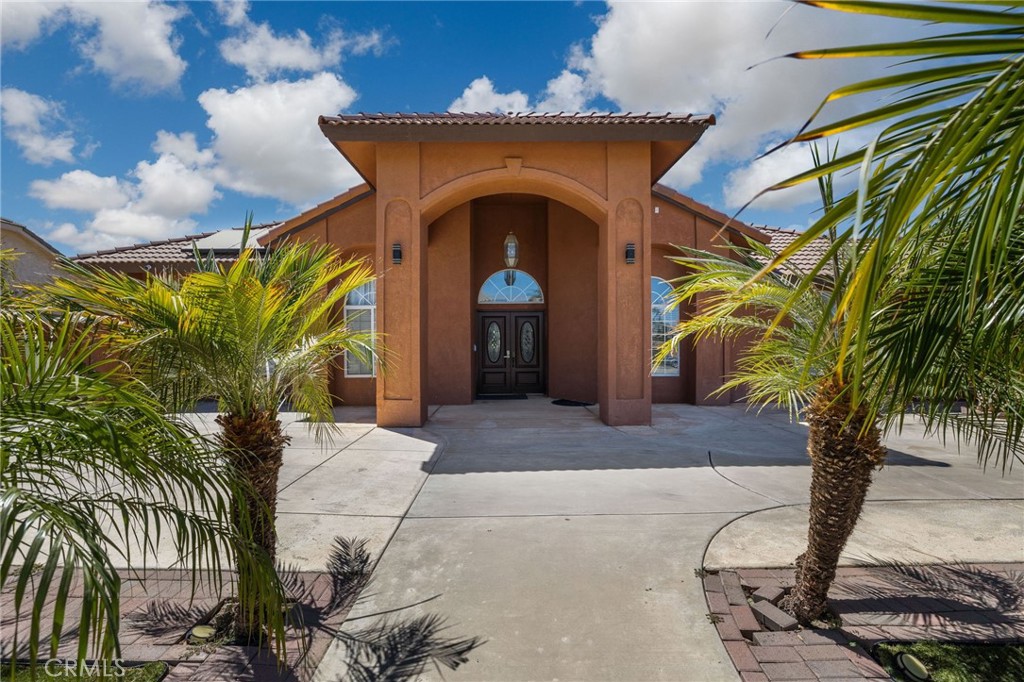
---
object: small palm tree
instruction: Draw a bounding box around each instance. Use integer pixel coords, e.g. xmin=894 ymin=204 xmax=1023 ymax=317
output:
xmin=45 ymin=222 xmax=377 ymax=638
xmin=659 ymin=233 xmax=887 ymax=622
xmin=1 ymin=309 xmax=285 ymax=669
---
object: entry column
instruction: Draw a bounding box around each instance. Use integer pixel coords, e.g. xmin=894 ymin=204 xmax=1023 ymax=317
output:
xmin=600 ymin=142 xmax=653 ymax=425
xmin=376 ymin=143 xmax=428 ymax=427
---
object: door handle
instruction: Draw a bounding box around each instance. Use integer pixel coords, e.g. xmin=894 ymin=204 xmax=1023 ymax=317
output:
xmin=504 ymin=351 xmax=511 ymax=359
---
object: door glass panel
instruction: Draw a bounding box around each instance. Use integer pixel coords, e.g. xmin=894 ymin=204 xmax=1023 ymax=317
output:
xmin=486 ymin=321 xmax=501 ymax=363
xmin=520 ymin=321 xmax=535 ymax=363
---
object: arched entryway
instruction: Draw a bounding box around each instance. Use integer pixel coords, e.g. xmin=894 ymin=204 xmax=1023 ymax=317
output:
xmin=425 ymin=193 xmax=600 ymax=405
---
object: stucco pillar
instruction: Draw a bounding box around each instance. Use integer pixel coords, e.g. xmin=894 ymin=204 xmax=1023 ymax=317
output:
xmin=375 ymin=143 xmax=428 ymax=426
xmin=599 ymin=142 xmax=653 ymax=425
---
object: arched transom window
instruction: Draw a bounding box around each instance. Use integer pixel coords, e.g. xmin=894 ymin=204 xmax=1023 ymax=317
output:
xmin=651 ymin=276 xmax=680 ymax=376
xmin=478 ymin=269 xmax=544 ymax=304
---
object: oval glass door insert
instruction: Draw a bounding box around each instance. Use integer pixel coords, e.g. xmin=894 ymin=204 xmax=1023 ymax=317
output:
xmin=520 ymin=321 xmax=535 ymax=363
xmin=486 ymin=321 xmax=501 ymax=363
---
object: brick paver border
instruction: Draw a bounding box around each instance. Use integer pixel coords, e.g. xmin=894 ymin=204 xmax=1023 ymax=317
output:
xmin=705 ymin=562 xmax=1024 ymax=681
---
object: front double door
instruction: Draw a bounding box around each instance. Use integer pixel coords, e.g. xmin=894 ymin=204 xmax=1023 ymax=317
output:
xmin=477 ymin=312 xmax=545 ymax=395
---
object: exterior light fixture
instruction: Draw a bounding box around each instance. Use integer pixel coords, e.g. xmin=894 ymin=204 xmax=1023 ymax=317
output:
xmin=625 ymin=242 xmax=636 ymax=264
xmin=503 ymin=232 xmax=519 ymax=269
xmin=895 ymin=652 xmax=931 ymax=682
xmin=392 ymin=242 xmax=402 ymax=265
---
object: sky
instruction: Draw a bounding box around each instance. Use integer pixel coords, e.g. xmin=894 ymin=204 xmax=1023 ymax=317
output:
xmin=0 ymin=0 xmax=928 ymax=255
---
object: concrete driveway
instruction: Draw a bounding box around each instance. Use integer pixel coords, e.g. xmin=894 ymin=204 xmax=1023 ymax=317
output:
xmin=297 ymin=399 xmax=1023 ymax=682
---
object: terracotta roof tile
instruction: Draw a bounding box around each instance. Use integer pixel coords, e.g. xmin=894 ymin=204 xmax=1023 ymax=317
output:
xmin=320 ymin=112 xmax=715 ymax=127
xmin=73 ymin=224 xmax=278 ymax=266
xmin=752 ymin=225 xmax=835 ymax=277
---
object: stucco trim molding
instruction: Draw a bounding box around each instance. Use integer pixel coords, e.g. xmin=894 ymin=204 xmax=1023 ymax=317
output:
xmin=420 ymin=166 xmax=607 ymax=225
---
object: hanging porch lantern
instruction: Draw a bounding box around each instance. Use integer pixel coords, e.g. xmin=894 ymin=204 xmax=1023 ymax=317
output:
xmin=503 ymin=232 xmax=519 ymax=269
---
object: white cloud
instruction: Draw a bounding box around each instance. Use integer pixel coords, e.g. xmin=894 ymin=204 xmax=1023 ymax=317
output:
xmin=534 ymin=0 xmax=921 ymax=209
xmin=536 ymin=70 xmax=591 ymax=113
xmin=89 ymin=209 xmax=197 ymax=240
xmin=152 ymin=130 xmax=216 ymax=167
xmin=0 ymin=2 xmax=63 ymax=50
xmin=723 ymin=142 xmax=822 ymax=211
xmin=198 ymin=72 xmax=360 ymax=203
xmin=1 ymin=2 xmax=187 ymax=92
xmin=30 ymin=170 xmax=131 ymax=212
xmin=449 ymin=76 xmax=529 ymax=113
xmin=33 ymin=128 xmax=221 ymax=251
xmin=213 ymin=0 xmax=250 ymax=29
xmin=1 ymin=88 xmax=77 ymax=165
xmin=132 ymin=154 xmax=220 ymax=219
xmin=216 ymin=2 xmax=385 ymax=81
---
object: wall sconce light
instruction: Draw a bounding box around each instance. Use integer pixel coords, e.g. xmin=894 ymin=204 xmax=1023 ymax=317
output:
xmin=503 ymin=232 xmax=519 ymax=269
xmin=625 ymin=242 xmax=636 ymax=264
xmin=392 ymin=242 xmax=402 ymax=265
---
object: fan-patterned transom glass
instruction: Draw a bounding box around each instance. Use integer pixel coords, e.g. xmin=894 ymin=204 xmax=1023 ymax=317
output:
xmin=478 ymin=269 xmax=544 ymax=304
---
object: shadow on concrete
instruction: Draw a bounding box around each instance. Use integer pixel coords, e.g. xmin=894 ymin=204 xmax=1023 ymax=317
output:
xmin=279 ymin=537 xmax=483 ymax=682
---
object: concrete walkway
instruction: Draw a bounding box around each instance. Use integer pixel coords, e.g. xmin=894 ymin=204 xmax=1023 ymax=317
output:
xmin=298 ymin=399 xmax=1023 ymax=681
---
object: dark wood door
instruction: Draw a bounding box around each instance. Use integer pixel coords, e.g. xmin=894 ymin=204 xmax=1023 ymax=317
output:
xmin=477 ymin=312 xmax=544 ymax=395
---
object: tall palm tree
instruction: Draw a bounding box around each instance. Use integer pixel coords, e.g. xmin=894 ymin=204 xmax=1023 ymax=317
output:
xmin=44 ymin=225 xmax=377 ymax=638
xmin=1 ymin=308 xmax=286 ymax=670
xmin=757 ymin=0 xmax=1023 ymax=467
xmin=658 ymin=229 xmax=887 ymax=622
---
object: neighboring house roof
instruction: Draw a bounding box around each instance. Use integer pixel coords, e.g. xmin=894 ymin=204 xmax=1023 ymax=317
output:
xmin=1 ymin=217 xmax=61 ymax=255
xmin=73 ymin=225 xmax=277 ymax=267
xmin=750 ymin=225 xmax=835 ymax=277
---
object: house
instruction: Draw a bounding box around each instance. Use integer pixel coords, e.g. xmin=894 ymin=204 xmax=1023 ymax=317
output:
xmin=1 ymin=217 xmax=60 ymax=286
xmin=74 ymin=225 xmax=277 ymax=275
xmin=72 ymin=112 xmax=832 ymax=428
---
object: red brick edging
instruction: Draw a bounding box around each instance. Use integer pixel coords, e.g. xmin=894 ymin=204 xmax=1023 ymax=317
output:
xmin=705 ymin=563 xmax=1024 ymax=681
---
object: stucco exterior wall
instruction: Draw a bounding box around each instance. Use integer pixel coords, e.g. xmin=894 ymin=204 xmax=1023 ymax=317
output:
xmin=420 ymin=142 xmax=609 ymax=201
xmin=427 ymin=204 xmax=473 ymax=404
xmin=1 ymin=225 xmax=58 ymax=286
xmin=547 ymin=201 xmax=599 ymax=403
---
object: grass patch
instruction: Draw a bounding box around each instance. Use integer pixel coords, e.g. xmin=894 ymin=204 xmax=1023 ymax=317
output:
xmin=3 ymin=661 xmax=167 ymax=681
xmin=876 ymin=641 xmax=1024 ymax=682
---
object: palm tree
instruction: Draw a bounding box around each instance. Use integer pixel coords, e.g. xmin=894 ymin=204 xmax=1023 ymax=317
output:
xmin=44 ymin=224 xmax=377 ymax=639
xmin=658 ymin=226 xmax=887 ymax=622
xmin=1 ymin=308 xmax=286 ymax=670
xmin=756 ymin=0 xmax=1023 ymax=467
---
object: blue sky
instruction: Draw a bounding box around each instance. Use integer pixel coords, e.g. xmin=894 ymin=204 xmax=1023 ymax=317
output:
xmin=1 ymin=1 xmax=922 ymax=255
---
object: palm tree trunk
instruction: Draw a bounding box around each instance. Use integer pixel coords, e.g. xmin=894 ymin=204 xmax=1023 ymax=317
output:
xmin=782 ymin=379 xmax=886 ymax=623
xmin=217 ymin=409 xmax=289 ymax=638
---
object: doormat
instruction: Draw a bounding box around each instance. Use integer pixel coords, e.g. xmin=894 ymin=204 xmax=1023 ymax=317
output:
xmin=475 ymin=394 xmax=528 ymax=400
xmin=552 ymin=398 xmax=595 ymax=407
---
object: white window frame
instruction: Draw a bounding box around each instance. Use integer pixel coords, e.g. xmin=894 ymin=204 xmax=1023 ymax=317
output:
xmin=344 ymin=281 xmax=376 ymax=378
xmin=651 ymin=276 xmax=680 ymax=377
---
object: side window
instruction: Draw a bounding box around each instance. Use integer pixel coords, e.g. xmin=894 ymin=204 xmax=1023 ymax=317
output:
xmin=344 ymin=280 xmax=376 ymax=377
xmin=651 ymin=277 xmax=680 ymax=376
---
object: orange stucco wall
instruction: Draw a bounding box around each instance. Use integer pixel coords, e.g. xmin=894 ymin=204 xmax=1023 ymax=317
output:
xmin=547 ymin=201 xmax=599 ymax=403
xmin=427 ymin=204 xmax=473 ymax=404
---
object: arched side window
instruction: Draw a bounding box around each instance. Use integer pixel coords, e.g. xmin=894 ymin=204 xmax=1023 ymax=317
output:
xmin=344 ymin=280 xmax=376 ymax=377
xmin=478 ymin=269 xmax=544 ymax=304
xmin=651 ymin=276 xmax=680 ymax=377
